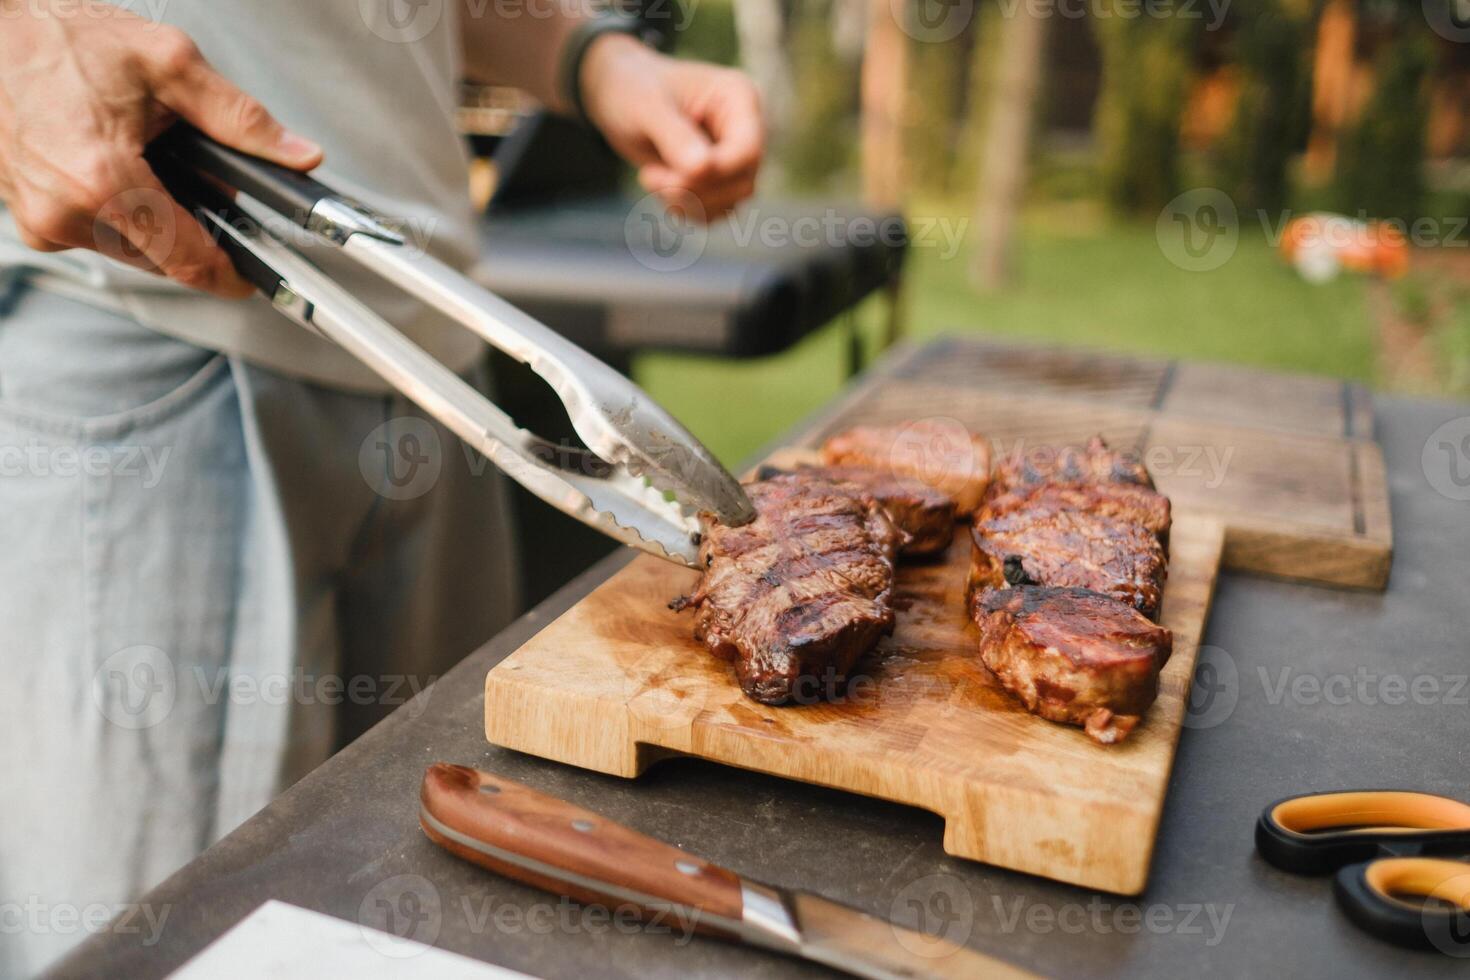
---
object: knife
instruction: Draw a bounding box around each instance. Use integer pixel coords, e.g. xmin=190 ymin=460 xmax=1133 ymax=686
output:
xmin=419 ymin=764 xmax=1034 ymax=979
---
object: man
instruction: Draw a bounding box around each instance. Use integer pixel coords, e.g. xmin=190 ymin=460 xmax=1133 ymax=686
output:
xmin=0 ymin=1 xmax=763 ymax=973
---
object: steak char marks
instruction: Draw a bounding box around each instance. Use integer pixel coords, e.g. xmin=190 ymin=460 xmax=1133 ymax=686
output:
xmin=969 ymin=509 xmax=1167 ymax=619
xmin=675 ymin=473 xmax=903 ymax=704
xmin=979 ymin=480 xmax=1172 ymax=550
xmin=971 ymin=586 xmax=1173 ymax=744
xmin=993 ymin=435 xmax=1152 ymax=491
xmin=757 ymin=463 xmax=956 ymax=557
xmin=968 ymin=433 xmax=1174 ymax=742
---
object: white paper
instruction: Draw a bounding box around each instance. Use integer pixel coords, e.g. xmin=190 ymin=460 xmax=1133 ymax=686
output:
xmin=168 ymin=899 xmax=534 ymax=980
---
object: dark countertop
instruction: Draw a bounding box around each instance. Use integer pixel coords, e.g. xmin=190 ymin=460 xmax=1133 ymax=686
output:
xmin=51 ymin=364 xmax=1470 ymax=979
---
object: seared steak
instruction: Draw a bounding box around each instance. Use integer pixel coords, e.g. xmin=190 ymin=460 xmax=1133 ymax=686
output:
xmin=673 ymin=473 xmax=903 ymax=704
xmin=757 ymin=463 xmax=956 ymax=557
xmin=969 ymin=509 xmax=1167 ymax=619
xmin=820 ymin=420 xmax=992 ymax=513
xmin=979 ymin=480 xmax=1172 ymax=549
xmin=971 ymin=586 xmax=1173 ymax=744
xmin=992 ymin=435 xmax=1152 ymax=493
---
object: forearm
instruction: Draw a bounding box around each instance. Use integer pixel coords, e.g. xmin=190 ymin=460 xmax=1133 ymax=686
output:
xmin=457 ymin=0 xmax=595 ymax=114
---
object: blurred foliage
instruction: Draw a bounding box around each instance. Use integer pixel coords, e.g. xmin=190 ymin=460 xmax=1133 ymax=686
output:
xmin=1334 ymin=9 xmax=1436 ymax=222
xmin=1092 ymin=7 xmax=1202 ymax=215
xmin=671 ymin=0 xmax=740 ymax=66
xmin=1218 ymin=0 xmax=1318 ymax=215
xmin=1442 ymin=300 xmax=1470 ymax=397
xmin=676 ymin=0 xmax=1447 ymax=226
xmin=783 ymin=0 xmax=860 ymax=191
xmin=906 ymin=25 xmax=974 ymax=196
xmin=1391 ymin=274 xmax=1433 ymax=326
xmin=1385 ymin=264 xmax=1470 ymax=398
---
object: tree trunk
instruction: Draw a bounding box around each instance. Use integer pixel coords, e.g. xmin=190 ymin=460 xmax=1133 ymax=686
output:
xmin=733 ymin=0 xmax=795 ymax=138
xmin=861 ymin=0 xmax=909 ymax=208
xmin=1304 ymin=0 xmax=1357 ymax=183
xmin=970 ymin=7 xmax=1049 ymax=289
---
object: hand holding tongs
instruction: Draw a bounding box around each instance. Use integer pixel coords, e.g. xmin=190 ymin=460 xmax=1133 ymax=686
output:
xmin=148 ymin=127 xmax=753 ymax=567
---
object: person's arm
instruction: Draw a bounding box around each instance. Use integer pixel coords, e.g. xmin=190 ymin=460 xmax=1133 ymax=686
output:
xmin=459 ymin=3 xmax=763 ymax=219
xmin=0 ymin=0 xmax=322 ymax=297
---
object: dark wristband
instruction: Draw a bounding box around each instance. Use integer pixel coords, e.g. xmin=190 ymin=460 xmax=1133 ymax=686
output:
xmin=558 ymin=11 xmax=648 ymax=125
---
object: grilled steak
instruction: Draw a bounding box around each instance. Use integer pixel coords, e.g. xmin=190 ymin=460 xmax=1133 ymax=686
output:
xmin=992 ymin=435 xmax=1152 ymax=493
xmin=971 ymin=586 xmax=1173 ymax=744
xmin=820 ymin=420 xmax=992 ymax=513
xmin=979 ymin=480 xmax=1172 ymax=550
xmin=757 ymin=463 xmax=955 ymax=557
xmin=673 ymin=473 xmax=903 ymax=704
xmin=969 ymin=509 xmax=1167 ymax=619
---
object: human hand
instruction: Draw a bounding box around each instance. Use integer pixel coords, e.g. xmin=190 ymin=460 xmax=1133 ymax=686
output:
xmin=579 ymin=36 xmax=763 ymax=221
xmin=0 ymin=1 xmax=322 ymax=297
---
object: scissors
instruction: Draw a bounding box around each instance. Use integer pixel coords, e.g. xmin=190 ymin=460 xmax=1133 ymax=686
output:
xmin=1256 ymin=789 xmax=1470 ymax=952
xmin=145 ymin=127 xmax=754 ymax=567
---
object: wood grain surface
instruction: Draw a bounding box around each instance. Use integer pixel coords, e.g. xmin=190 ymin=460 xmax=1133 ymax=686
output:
xmin=487 ymin=505 xmax=1225 ymax=894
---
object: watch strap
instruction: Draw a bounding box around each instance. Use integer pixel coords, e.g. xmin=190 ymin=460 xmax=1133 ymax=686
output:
xmin=558 ymin=10 xmax=648 ymax=125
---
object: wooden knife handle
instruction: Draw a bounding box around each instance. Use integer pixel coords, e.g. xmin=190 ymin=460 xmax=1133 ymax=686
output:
xmin=419 ymin=763 xmax=745 ymax=935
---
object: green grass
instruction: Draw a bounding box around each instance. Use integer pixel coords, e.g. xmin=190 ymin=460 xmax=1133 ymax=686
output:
xmin=635 ymin=209 xmax=1376 ymax=465
xmin=1440 ymin=303 xmax=1470 ymax=398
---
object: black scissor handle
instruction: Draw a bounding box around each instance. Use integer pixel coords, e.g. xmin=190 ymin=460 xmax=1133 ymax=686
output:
xmin=1256 ymin=790 xmax=1470 ymax=875
xmin=1335 ymin=857 xmax=1470 ymax=952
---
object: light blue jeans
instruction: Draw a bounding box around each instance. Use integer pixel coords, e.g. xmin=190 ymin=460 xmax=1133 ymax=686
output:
xmin=0 ymin=279 xmax=520 ymax=976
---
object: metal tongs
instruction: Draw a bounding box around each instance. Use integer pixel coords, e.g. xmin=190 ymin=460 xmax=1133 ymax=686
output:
xmin=148 ymin=127 xmax=753 ymax=567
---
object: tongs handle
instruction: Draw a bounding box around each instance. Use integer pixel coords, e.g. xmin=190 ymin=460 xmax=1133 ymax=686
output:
xmin=153 ymin=124 xmax=331 ymax=227
xmin=147 ymin=156 xmax=286 ymax=298
xmin=145 ymin=125 xmax=750 ymax=562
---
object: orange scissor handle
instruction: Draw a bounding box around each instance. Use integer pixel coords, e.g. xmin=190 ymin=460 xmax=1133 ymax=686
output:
xmin=1337 ymin=857 xmax=1470 ymax=953
xmin=1257 ymin=790 xmax=1470 ymax=953
xmin=1272 ymin=790 xmax=1470 ymax=836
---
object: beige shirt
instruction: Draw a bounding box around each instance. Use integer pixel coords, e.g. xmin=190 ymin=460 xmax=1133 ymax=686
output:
xmin=0 ymin=1 xmax=483 ymax=392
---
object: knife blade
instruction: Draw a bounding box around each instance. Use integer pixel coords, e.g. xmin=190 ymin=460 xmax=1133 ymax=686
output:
xmin=789 ymin=891 xmax=1033 ymax=979
xmin=419 ymin=763 xmax=1035 ymax=980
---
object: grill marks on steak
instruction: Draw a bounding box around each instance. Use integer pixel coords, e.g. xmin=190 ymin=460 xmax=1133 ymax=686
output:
xmin=979 ymin=480 xmax=1172 ymax=550
xmin=992 ymin=435 xmax=1153 ymax=492
xmin=969 ymin=509 xmax=1167 ymax=619
xmin=676 ymin=473 xmax=903 ymax=704
xmin=757 ymin=463 xmax=956 ymax=557
xmin=971 ymin=586 xmax=1173 ymax=744
xmin=674 ymin=426 xmax=1176 ymax=747
xmin=969 ymin=433 xmax=1173 ymax=742
xmin=821 ymin=420 xmax=993 ymax=513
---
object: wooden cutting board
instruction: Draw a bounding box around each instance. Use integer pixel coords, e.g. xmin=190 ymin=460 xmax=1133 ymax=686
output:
xmin=483 ymin=340 xmax=1392 ymax=894
xmin=486 ymin=510 xmax=1222 ymax=894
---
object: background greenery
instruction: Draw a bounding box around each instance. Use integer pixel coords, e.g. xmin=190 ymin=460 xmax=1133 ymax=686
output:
xmin=639 ymin=204 xmax=1374 ymax=464
xmin=640 ymin=0 xmax=1458 ymax=466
